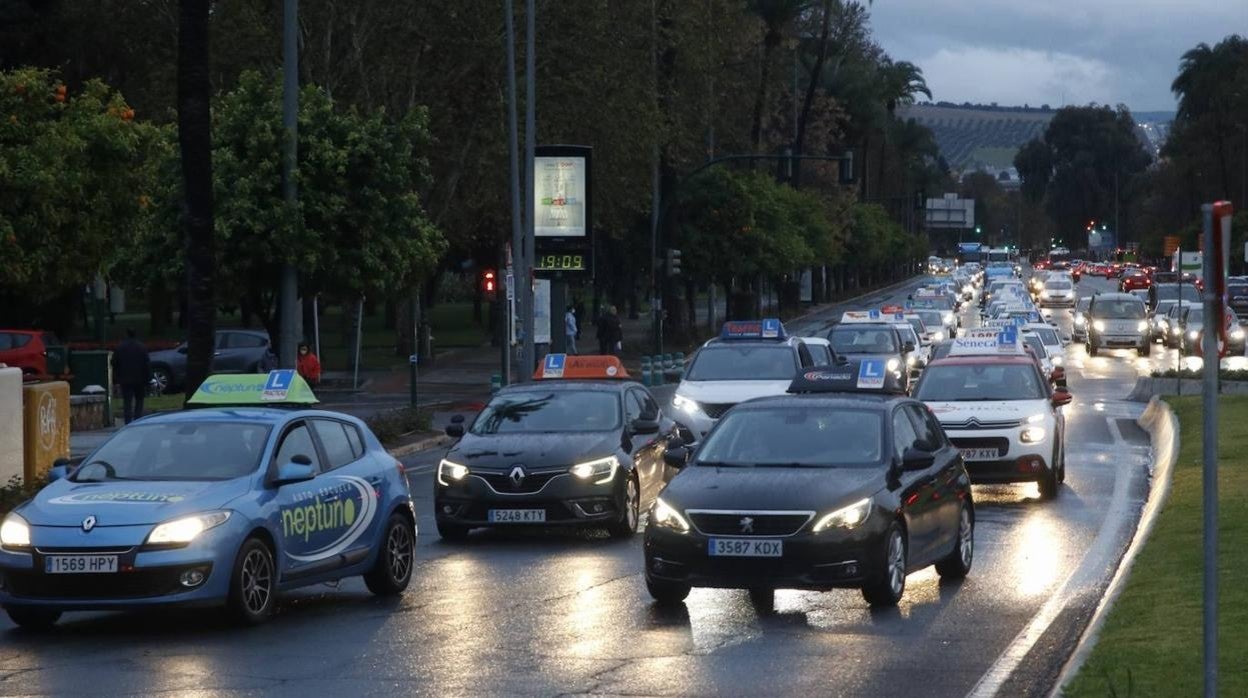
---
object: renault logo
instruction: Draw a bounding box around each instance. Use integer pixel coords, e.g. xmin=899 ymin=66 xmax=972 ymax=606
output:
xmin=509 ymin=465 xmax=526 ymax=487
xmin=739 ymin=516 xmax=754 ymax=534
xmin=82 ymin=515 xmax=97 ymax=533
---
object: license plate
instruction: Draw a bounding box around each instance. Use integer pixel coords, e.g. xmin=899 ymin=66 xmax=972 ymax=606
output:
xmin=45 ymin=555 xmax=118 ymax=574
xmin=708 ymin=538 xmax=783 ymax=557
xmin=959 ymin=447 xmax=1001 ymax=461
xmin=488 ymin=509 xmax=546 ymax=523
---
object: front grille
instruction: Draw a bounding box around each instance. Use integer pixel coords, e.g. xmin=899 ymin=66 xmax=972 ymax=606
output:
xmin=701 ymin=403 xmax=736 ymax=419
xmin=950 ymin=437 xmax=1011 ymax=457
xmin=3 ymin=565 xmax=207 ymax=599
xmin=688 ymin=511 xmax=813 ymax=536
xmin=474 ymin=469 xmax=565 ymax=494
xmin=941 ymin=418 xmax=1023 ymax=430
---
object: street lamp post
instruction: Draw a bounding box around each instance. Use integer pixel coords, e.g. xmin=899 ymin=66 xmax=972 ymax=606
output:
xmin=278 ymin=0 xmax=300 ymax=368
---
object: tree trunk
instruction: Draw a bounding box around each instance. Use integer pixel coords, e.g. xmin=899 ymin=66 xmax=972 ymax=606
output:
xmin=792 ymin=0 xmax=834 ymax=183
xmin=177 ymin=0 xmax=216 ymax=400
xmin=750 ymin=32 xmax=779 ymax=155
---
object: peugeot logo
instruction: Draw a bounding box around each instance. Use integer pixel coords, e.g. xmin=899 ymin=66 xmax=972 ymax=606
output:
xmin=739 ymin=516 xmax=754 ymax=534
xmin=509 ymin=465 xmax=526 ymax=487
xmin=82 ymin=515 xmax=97 ymax=533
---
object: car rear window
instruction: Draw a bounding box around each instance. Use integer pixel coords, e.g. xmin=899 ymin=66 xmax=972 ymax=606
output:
xmin=9 ymin=334 xmax=31 ymax=349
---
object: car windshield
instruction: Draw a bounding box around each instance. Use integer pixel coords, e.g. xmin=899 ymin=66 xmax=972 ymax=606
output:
xmin=684 ymin=345 xmax=796 ymax=381
xmin=1024 ymin=335 xmax=1048 ymax=358
xmin=1185 ymin=309 xmax=1204 ymax=325
xmin=1156 ymin=300 xmax=1178 ymax=314
xmin=1154 ymin=284 xmax=1201 ymax=303
xmin=917 ymin=311 xmax=944 ymax=328
xmin=1095 ymin=299 xmax=1147 ymax=319
xmin=74 ymin=422 xmax=271 ymax=481
xmin=1045 ymin=280 xmax=1072 ymax=290
xmin=471 ymin=390 xmax=621 ymax=434
xmin=829 ymin=326 xmax=898 ymax=354
xmin=1230 ymin=284 xmax=1248 ymax=297
xmin=696 ymin=407 xmax=883 ymax=467
xmin=1030 ymin=328 xmax=1060 ymax=345
xmin=896 ymin=326 xmax=920 ymax=347
xmin=1077 ymin=297 xmax=1092 ymax=312
xmin=906 ymin=318 xmax=926 ymax=335
xmin=915 ymin=363 xmax=1048 ymax=401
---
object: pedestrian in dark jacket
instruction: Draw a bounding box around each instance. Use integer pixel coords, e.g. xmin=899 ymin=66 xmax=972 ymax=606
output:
xmin=111 ymin=328 xmax=151 ymax=424
xmin=596 ymin=305 xmax=623 ymax=356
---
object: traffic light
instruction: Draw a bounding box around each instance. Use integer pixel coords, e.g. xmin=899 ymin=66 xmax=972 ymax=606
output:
xmin=482 ymin=269 xmax=497 ymax=300
xmin=665 ymin=248 xmax=682 ymax=277
xmin=975 ymin=226 xmax=982 ymax=236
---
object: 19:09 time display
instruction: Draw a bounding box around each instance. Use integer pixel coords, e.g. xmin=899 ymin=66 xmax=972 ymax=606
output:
xmin=536 ymin=254 xmax=586 ymax=271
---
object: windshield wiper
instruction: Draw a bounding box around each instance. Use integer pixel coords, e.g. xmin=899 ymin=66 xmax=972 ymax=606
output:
xmin=697 ymin=461 xmax=753 ymax=468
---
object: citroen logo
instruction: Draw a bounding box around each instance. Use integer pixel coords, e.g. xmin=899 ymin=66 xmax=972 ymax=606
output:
xmin=739 ymin=516 xmax=754 ymax=534
xmin=82 ymin=515 xmax=97 ymax=533
xmin=509 ymin=465 xmax=526 ymax=487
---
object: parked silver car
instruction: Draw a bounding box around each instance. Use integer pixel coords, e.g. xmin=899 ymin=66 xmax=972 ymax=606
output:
xmin=148 ymin=328 xmax=278 ymax=393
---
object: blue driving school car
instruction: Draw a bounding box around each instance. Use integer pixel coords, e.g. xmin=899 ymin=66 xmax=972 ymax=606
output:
xmin=0 ymin=371 xmax=416 ymax=629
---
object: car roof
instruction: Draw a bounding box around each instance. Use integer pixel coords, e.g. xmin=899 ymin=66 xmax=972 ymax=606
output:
xmin=740 ymin=393 xmax=909 ymax=410
xmin=135 ymin=407 xmax=352 ymax=426
xmin=496 ymin=380 xmax=634 ymax=394
xmin=1092 ymin=292 xmax=1143 ymax=301
xmin=702 ymin=337 xmax=802 ymax=348
xmin=927 ymin=355 xmax=1037 ymax=367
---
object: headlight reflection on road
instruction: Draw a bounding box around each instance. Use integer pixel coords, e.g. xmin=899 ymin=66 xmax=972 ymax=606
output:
xmin=1012 ymin=512 xmax=1066 ymax=597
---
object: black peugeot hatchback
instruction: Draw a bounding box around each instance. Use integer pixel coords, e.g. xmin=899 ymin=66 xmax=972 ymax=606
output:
xmin=643 ymin=363 xmax=974 ymax=608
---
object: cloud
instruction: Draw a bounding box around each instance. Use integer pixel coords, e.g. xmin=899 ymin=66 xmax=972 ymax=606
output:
xmin=919 ymin=46 xmax=1117 ymax=108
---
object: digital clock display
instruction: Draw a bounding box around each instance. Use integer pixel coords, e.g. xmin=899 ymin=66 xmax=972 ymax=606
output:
xmin=535 ymin=254 xmax=587 ymax=271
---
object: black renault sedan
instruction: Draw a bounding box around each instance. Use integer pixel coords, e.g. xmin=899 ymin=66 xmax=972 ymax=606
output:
xmin=643 ymin=367 xmax=974 ymax=608
xmin=435 ymin=355 xmax=681 ymax=540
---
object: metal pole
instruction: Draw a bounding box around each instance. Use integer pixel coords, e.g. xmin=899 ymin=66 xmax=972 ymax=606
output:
xmin=312 ymin=294 xmax=320 ymax=358
xmin=504 ymin=0 xmax=522 ymax=385
xmin=279 ymin=0 xmax=300 ymax=369
xmin=1200 ymin=204 xmax=1218 ymax=698
xmin=521 ymin=0 xmax=536 ymax=381
xmin=352 ymin=296 xmax=365 ymax=391
xmin=1177 ymin=257 xmax=1182 ymax=396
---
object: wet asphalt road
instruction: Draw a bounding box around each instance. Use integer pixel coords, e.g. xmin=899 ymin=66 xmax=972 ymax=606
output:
xmin=0 ymin=274 xmax=1168 ymax=696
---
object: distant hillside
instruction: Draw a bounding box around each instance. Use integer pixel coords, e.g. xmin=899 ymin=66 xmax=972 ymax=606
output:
xmin=899 ymin=104 xmax=1177 ymax=171
xmin=898 ymin=104 xmax=1052 ymax=170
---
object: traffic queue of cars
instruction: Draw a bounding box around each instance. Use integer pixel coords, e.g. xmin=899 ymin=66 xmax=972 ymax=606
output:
xmin=1 ymin=269 xmax=1081 ymax=629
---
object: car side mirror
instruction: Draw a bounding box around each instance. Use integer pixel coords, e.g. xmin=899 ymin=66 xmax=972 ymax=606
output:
xmin=177 ymin=346 xmax=188 ymax=354
xmin=48 ymin=457 xmax=72 ymax=484
xmin=631 ymin=417 xmax=661 ymax=435
xmin=445 ymin=423 xmax=465 ymax=438
xmin=1052 ymin=388 xmax=1073 ymax=407
xmin=901 ymin=447 xmax=935 ymax=471
xmin=903 ymin=341 xmax=916 ymax=353
xmin=663 ymin=446 xmax=690 ymax=468
xmin=273 ymin=457 xmax=315 ymax=486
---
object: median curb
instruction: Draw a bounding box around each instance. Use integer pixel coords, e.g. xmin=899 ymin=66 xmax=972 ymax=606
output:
xmin=386 ymin=434 xmax=451 ymax=459
xmin=1050 ymin=396 xmax=1178 ymax=696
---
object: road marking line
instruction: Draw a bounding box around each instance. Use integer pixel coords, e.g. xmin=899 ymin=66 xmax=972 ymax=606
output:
xmin=966 ymin=420 xmax=1143 ymax=698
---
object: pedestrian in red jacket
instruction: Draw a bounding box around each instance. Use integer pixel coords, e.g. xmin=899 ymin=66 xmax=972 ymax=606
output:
xmin=296 ymin=342 xmax=321 ymax=386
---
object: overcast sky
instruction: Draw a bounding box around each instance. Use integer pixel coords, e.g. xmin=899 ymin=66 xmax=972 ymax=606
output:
xmin=867 ymin=0 xmax=1248 ymax=112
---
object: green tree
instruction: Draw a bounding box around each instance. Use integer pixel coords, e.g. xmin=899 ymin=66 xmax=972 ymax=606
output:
xmin=0 ymin=68 xmax=163 ymax=330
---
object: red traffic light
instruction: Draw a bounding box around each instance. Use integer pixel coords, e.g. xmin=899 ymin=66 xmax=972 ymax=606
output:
xmin=483 ymin=269 xmax=496 ymax=294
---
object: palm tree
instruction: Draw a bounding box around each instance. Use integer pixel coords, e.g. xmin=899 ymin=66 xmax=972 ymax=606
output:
xmin=177 ymin=0 xmax=216 ymax=399
xmin=746 ymin=0 xmax=812 ymax=154
xmin=874 ymin=58 xmax=930 ymax=197
xmin=1171 ymin=37 xmax=1248 ymax=199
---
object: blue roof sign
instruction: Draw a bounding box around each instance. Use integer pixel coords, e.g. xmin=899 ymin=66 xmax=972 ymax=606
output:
xmin=786 ymin=362 xmax=905 ymax=395
xmin=542 ymin=353 xmax=567 ymax=379
xmin=720 ymin=319 xmax=787 ymax=341
xmin=857 ymin=359 xmax=886 ymax=389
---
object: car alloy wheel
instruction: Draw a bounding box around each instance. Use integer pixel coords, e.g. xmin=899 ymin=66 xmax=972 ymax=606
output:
xmin=240 ymin=547 xmax=273 ymax=616
xmin=958 ymin=508 xmax=973 ymax=568
xmin=607 ymin=474 xmax=640 ymax=538
xmin=887 ymin=529 xmax=905 ymax=596
xmin=150 ymin=367 xmax=170 ymax=394
xmin=386 ymin=521 xmax=414 ymax=584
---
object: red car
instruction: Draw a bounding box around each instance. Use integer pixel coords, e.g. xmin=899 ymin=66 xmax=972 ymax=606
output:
xmin=1120 ymin=270 xmax=1152 ymax=292
xmin=0 ymin=330 xmax=59 ymax=377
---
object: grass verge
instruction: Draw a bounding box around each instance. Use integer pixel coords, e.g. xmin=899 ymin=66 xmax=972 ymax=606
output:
xmin=1065 ymin=395 xmax=1248 ymax=696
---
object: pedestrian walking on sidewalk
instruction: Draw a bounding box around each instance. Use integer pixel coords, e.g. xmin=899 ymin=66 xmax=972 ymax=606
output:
xmin=111 ymin=328 xmax=150 ymax=424
xmin=597 ymin=305 xmax=623 ymax=356
xmin=565 ymin=305 xmax=578 ymax=354
xmin=297 ymin=342 xmax=322 ymax=386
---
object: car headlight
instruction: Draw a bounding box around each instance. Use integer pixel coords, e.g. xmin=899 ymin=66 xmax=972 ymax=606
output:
xmin=906 ymin=354 xmax=917 ymax=367
xmin=1020 ymin=427 xmax=1047 ymax=443
xmin=1233 ymin=329 xmax=1245 ymax=341
xmin=1173 ymin=327 xmax=1182 ymax=336
xmin=932 ymin=331 xmax=945 ymax=342
xmin=1189 ymin=330 xmax=1200 ymax=340
xmin=1074 ymin=316 xmax=1085 ymax=326
xmin=438 ymin=459 xmax=470 ymax=486
xmin=1026 ymin=413 xmax=1046 ymax=424
xmin=569 ymin=455 xmax=618 ymax=484
xmin=652 ymin=497 xmax=690 ymax=533
xmin=1051 ymin=355 xmax=1063 ymax=366
xmin=0 ymin=513 xmax=31 ymax=548
xmin=672 ymin=393 xmax=700 ymax=415
xmin=146 ymin=511 xmax=231 ymax=546
xmin=1158 ymin=319 xmax=1168 ymax=329
xmin=1137 ymin=321 xmax=1149 ymax=333
xmin=887 ymin=358 xmax=900 ymax=372
xmin=813 ymin=497 xmax=872 ymax=532
xmin=1093 ymin=320 xmax=1106 ymax=332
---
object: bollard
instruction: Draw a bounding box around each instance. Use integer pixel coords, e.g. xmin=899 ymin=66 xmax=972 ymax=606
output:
xmin=640 ymin=356 xmax=652 ymax=387
xmin=490 ymin=373 xmax=502 ymax=394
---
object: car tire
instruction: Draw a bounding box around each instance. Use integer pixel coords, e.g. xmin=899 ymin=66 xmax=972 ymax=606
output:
xmin=436 ymin=520 xmax=471 ymax=542
xmin=1088 ymin=341 xmax=1098 ymax=357
xmin=1139 ymin=343 xmax=1151 ymax=357
xmin=606 ymin=473 xmax=640 ymax=539
xmin=151 ymin=365 xmax=173 ymax=394
xmin=1038 ymin=465 xmax=1060 ymax=500
xmin=935 ymin=504 xmax=974 ymax=579
xmin=862 ymin=523 xmax=907 ymax=607
xmin=646 ymin=577 xmax=691 ymax=605
xmin=4 ymin=606 xmax=61 ymax=630
xmin=364 ymin=513 xmax=415 ymax=596
xmin=748 ymin=587 xmax=775 ymax=612
xmin=226 ymin=537 xmax=276 ymax=626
